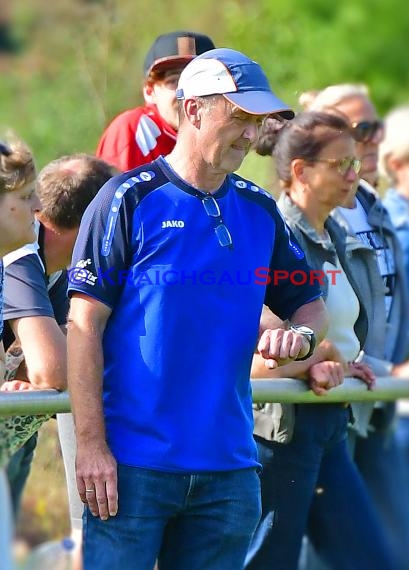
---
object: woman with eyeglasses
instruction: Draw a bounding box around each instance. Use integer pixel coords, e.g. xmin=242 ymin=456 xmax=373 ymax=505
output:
xmin=306 ymin=85 xmax=409 ymax=570
xmin=245 ymin=112 xmax=399 ymax=570
xmin=0 ymin=134 xmax=41 ymax=570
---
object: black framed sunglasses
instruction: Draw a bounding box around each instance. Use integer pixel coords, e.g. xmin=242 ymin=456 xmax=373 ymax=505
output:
xmin=351 ymin=120 xmax=384 ymax=144
xmin=312 ymin=157 xmax=362 ymax=176
xmin=201 ymin=194 xmax=233 ymax=249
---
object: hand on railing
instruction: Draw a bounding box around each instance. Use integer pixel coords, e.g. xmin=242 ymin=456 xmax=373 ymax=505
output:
xmin=347 ymin=361 xmax=376 ymax=390
xmin=308 ymin=360 xmax=344 ymax=396
xmin=1 ymin=380 xmax=35 ymax=392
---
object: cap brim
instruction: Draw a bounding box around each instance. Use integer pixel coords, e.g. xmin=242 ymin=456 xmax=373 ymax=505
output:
xmin=146 ymin=55 xmax=195 ymax=76
xmin=224 ymin=92 xmax=294 ymax=119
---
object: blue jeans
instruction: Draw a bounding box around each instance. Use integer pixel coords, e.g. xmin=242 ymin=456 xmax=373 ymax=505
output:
xmin=395 ymin=414 xmax=409 ymax=490
xmin=351 ymin=409 xmax=409 ymax=570
xmin=83 ymin=464 xmax=261 ymax=570
xmin=245 ymin=404 xmax=398 ymax=570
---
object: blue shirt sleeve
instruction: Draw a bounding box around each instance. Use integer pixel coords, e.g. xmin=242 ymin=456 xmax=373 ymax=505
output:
xmin=3 ymin=254 xmax=54 ymax=320
xmin=264 ymin=210 xmax=322 ymax=320
xmin=2 ymin=254 xmax=68 ymax=350
xmin=68 ymin=177 xmax=136 ymax=307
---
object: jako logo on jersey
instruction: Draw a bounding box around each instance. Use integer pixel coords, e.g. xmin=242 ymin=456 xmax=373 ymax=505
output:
xmin=161 ymin=220 xmax=185 ymax=228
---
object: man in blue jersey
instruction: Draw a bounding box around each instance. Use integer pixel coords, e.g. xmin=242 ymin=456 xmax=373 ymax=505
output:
xmin=67 ymin=48 xmax=328 ymax=570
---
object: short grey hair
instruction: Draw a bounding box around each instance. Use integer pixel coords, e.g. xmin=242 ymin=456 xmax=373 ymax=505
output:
xmin=177 ymin=94 xmax=225 ymax=126
xmin=379 ymin=105 xmax=409 ymax=183
xmin=306 ymin=83 xmax=370 ymax=112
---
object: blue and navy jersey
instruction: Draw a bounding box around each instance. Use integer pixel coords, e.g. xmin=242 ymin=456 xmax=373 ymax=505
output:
xmin=68 ymin=157 xmax=320 ymax=472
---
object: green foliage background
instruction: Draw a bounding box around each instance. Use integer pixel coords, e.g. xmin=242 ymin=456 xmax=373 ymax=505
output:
xmin=1 ymin=0 xmax=409 ymax=185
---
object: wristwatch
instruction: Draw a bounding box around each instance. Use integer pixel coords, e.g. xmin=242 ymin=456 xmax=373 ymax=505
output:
xmin=290 ymin=324 xmax=316 ymax=361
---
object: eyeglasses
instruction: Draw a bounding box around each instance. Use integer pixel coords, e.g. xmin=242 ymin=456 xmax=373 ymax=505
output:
xmin=312 ymin=157 xmax=362 ymax=176
xmin=351 ymin=120 xmax=384 ymax=144
xmin=201 ymin=194 xmax=233 ymax=248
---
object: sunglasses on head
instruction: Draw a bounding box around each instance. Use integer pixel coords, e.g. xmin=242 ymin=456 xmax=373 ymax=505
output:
xmin=350 ymin=120 xmax=384 ymax=144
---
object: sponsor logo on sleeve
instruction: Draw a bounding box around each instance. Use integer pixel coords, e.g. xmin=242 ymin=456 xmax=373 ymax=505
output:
xmin=68 ymin=259 xmax=98 ymax=286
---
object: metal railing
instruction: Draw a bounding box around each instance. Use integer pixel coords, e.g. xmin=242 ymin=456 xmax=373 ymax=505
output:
xmin=1 ymin=377 xmax=409 ymax=416
xmin=1 ymin=376 xmax=409 ymax=570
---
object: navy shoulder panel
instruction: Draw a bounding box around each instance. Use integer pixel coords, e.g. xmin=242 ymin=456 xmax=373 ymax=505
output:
xmin=229 ymin=173 xmax=280 ymax=218
xmin=102 ymin=159 xmax=169 ymax=206
xmin=96 ymin=159 xmax=169 ymax=257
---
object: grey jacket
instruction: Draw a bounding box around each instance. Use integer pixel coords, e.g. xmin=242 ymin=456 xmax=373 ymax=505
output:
xmin=278 ymin=196 xmax=369 ymax=342
xmin=334 ymin=182 xmax=409 ymax=433
xmin=342 ymin=181 xmax=409 ymax=365
xmin=254 ymin=193 xmax=378 ymax=442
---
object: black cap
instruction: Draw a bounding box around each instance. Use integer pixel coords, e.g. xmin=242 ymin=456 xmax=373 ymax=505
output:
xmin=143 ymin=31 xmax=215 ymax=77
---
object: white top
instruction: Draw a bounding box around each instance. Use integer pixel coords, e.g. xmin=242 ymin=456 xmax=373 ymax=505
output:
xmin=338 ymin=199 xmax=395 ymax=319
xmin=323 ymin=258 xmax=361 ymax=362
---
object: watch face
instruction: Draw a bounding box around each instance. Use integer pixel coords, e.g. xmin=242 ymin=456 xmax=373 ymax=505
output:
xmin=291 ymin=325 xmax=314 ymax=336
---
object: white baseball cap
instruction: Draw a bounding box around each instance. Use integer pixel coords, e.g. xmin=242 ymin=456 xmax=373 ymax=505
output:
xmin=176 ymin=48 xmax=294 ymax=119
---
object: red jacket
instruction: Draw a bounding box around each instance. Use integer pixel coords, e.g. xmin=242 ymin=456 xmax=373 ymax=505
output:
xmin=96 ymin=104 xmax=177 ymax=172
